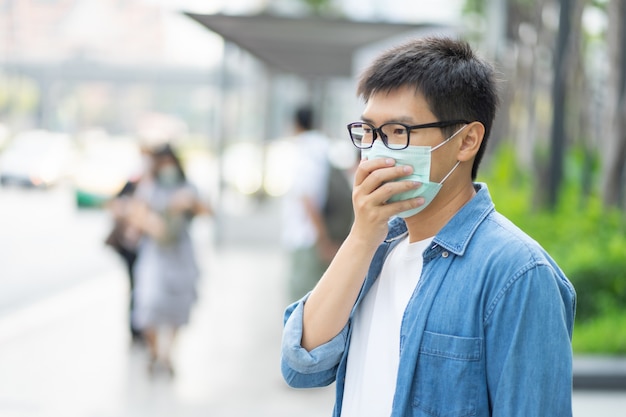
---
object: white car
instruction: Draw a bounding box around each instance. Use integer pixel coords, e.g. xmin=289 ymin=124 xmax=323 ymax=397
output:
xmin=0 ymin=130 xmax=76 ymax=188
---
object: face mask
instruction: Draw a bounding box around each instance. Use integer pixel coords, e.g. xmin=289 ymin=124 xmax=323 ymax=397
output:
xmin=361 ymin=125 xmax=466 ymax=218
xmin=157 ymin=165 xmax=181 ymax=187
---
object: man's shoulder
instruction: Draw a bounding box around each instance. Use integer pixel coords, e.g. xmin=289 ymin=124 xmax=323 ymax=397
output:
xmin=473 ymin=209 xmax=560 ymax=272
xmin=478 ymin=210 xmax=538 ymax=249
xmin=444 ymin=183 xmax=547 ymax=262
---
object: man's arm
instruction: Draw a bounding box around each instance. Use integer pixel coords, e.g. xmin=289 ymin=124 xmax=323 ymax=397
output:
xmin=485 ymin=264 xmax=575 ymax=416
xmin=281 ymin=299 xmax=349 ymax=388
xmin=301 ymin=157 xmax=424 ymax=351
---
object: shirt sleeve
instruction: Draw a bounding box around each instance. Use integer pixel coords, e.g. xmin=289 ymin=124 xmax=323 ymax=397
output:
xmin=485 ymin=263 xmax=576 ymax=417
xmin=281 ymin=296 xmax=349 ymax=388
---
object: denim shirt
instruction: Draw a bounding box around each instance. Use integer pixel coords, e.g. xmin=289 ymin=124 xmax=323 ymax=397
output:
xmin=281 ymin=183 xmax=576 ymax=417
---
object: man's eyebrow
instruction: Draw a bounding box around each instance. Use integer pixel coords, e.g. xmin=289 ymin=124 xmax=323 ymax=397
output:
xmin=393 ymin=116 xmax=417 ymax=124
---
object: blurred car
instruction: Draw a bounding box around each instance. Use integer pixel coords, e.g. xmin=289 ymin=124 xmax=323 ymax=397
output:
xmin=73 ymin=138 xmax=141 ymax=208
xmin=0 ymin=130 xmax=76 ymax=188
xmin=0 ymin=123 xmax=9 ymax=151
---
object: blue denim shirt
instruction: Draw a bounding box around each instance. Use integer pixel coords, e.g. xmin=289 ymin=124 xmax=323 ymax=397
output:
xmin=281 ymin=183 xmax=576 ymax=417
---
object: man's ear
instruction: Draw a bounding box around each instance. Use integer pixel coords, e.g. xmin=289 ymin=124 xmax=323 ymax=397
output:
xmin=457 ymin=122 xmax=485 ymax=162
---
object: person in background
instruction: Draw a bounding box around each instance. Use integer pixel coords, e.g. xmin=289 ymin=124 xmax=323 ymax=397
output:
xmin=127 ymin=143 xmax=211 ymax=375
xmin=281 ymin=105 xmax=349 ymax=302
xmin=281 ymin=37 xmax=576 ymax=416
xmin=105 ymin=145 xmax=154 ymax=343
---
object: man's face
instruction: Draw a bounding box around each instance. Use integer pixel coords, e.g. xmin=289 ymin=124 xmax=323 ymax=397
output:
xmin=360 ymin=86 xmax=461 ymax=185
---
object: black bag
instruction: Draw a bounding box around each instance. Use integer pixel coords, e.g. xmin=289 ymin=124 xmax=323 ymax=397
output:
xmin=322 ymin=165 xmax=354 ymax=244
xmin=105 ymin=222 xmax=128 ymax=253
xmin=104 ymin=179 xmax=139 ymax=253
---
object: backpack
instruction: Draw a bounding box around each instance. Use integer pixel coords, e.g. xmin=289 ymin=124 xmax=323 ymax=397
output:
xmin=322 ymin=164 xmax=354 ymax=244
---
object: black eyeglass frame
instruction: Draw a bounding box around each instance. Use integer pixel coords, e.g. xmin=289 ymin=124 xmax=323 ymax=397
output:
xmin=347 ymin=119 xmax=471 ymax=150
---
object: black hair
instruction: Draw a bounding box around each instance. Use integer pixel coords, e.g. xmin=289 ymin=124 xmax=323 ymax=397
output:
xmin=295 ymin=105 xmax=314 ymax=131
xmin=152 ymin=143 xmax=186 ymax=182
xmin=357 ymin=36 xmax=498 ymax=180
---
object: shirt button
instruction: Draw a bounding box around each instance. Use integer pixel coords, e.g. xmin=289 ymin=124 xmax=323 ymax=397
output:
xmin=442 ymin=251 xmax=449 ymax=258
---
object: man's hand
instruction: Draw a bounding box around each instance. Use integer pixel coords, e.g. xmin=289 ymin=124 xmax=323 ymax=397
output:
xmin=300 ymin=157 xmax=424 ymax=351
xmin=351 ymin=157 xmax=424 ymax=247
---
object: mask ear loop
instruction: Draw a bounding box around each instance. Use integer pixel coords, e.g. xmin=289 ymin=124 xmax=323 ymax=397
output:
xmin=431 ymin=124 xmax=468 ymax=152
xmin=439 ymin=160 xmax=461 ymax=185
xmin=433 ymin=124 xmax=467 ymax=185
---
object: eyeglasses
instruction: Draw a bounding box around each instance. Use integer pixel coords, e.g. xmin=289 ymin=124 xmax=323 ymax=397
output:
xmin=347 ymin=120 xmax=470 ymax=150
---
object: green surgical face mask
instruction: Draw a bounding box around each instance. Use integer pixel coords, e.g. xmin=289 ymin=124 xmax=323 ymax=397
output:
xmin=361 ymin=125 xmax=466 ymax=218
xmin=157 ymin=165 xmax=181 ymax=187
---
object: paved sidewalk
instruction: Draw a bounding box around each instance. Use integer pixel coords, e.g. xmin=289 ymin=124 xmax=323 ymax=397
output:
xmin=0 ymin=240 xmax=335 ymax=417
xmin=0 ymin=219 xmax=624 ymax=416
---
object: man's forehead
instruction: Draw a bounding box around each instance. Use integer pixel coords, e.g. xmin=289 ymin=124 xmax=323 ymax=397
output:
xmin=361 ymin=88 xmax=432 ymax=123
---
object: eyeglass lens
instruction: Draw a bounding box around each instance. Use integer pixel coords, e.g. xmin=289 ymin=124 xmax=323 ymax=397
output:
xmin=349 ymin=123 xmax=409 ymax=150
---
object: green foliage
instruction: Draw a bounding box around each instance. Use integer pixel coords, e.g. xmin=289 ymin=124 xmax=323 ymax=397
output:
xmin=572 ymin=309 xmax=626 ymax=354
xmin=462 ymin=0 xmax=487 ymax=14
xmin=301 ymin=0 xmax=332 ymax=14
xmin=478 ymin=144 xmax=626 ymax=353
xmin=462 ymin=0 xmax=535 ymax=15
xmin=589 ymin=0 xmax=608 ymax=10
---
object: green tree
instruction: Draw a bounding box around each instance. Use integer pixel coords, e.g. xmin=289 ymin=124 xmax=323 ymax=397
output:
xmin=301 ymin=0 xmax=334 ymax=15
xmin=464 ymin=0 xmax=593 ymax=210
xmin=601 ymin=0 xmax=626 ymax=208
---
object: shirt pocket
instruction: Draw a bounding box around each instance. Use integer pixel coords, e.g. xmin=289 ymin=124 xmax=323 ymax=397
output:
xmin=412 ymin=331 xmax=482 ymax=417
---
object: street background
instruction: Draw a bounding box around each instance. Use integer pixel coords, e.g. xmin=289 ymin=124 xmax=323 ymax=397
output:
xmin=0 ymin=184 xmax=335 ymax=417
xmin=1 ymin=0 xmax=626 ymax=415
xmin=0 ymin=185 xmax=624 ymax=417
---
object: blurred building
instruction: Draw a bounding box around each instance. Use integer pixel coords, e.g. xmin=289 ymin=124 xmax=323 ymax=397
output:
xmin=0 ymin=0 xmax=461 ymax=205
xmin=0 ymin=0 xmax=222 ymax=137
xmin=0 ymin=0 xmax=164 ymax=63
xmin=0 ymin=0 xmax=463 ymax=140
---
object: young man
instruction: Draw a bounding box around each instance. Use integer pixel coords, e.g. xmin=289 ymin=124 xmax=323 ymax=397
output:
xmin=280 ymin=37 xmax=576 ymax=417
xmin=282 ymin=105 xmax=336 ymax=301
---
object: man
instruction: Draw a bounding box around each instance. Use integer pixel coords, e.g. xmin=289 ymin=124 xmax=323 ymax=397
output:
xmin=280 ymin=37 xmax=576 ymax=417
xmin=282 ymin=105 xmax=346 ymax=301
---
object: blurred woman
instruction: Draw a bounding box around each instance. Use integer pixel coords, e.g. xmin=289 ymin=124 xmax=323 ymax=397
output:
xmin=104 ymin=145 xmax=154 ymax=343
xmin=127 ymin=143 xmax=211 ymax=375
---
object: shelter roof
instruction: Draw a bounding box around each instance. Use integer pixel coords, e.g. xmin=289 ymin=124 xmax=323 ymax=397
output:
xmin=185 ymin=12 xmax=446 ymax=78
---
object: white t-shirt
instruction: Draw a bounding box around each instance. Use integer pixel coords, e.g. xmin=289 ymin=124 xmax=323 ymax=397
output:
xmin=281 ymin=130 xmax=330 ymax=249
xmin=341 ymin=235 xmax=434 ymax=417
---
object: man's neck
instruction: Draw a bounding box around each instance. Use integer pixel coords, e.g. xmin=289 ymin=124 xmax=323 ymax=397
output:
xmin=404 ymin=182 xmax=476 ymax=243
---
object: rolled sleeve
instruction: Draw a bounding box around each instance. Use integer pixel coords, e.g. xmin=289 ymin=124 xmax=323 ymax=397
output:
xmin=281 ymin=297 xmax=349 ymax=388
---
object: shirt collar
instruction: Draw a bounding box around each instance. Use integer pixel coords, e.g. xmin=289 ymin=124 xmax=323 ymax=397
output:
xmin=385 ymin=183 xmax=495 ymax=256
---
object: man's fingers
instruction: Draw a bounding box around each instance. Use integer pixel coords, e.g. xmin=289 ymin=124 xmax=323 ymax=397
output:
xmin=381 ymin=196 xmax=425 ymax=217
xmin=354 ymin=158 xmax=396 ymax=186
xmin=368 ymin=179 xmax=421 ymax=206
xmin=353 ymin=179 xmax=424 ymax=218
xmin=355 ymin=160 xmax=414 ymax=195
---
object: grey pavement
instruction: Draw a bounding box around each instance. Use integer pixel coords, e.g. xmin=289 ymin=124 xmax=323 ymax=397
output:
xmin=0 ymin=213 xmax=625 ymax=416
xmin=0 ymin=225 xmax=335 ymax=417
